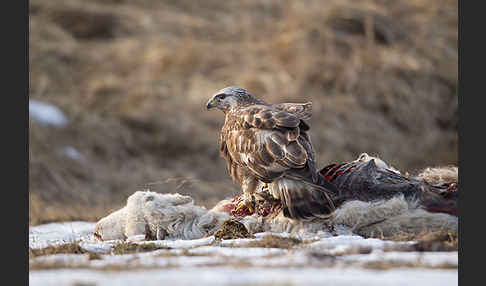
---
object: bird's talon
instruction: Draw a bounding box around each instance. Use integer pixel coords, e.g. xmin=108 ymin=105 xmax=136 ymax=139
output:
xmin=235 ymin=202 xmax=246 ymax=213
xmin=234 ymin=199 xmax=254 ymax=216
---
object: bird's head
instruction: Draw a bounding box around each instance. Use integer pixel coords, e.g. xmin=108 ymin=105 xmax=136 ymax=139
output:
xmin=206 ymin=86 xmax=262 ymax=112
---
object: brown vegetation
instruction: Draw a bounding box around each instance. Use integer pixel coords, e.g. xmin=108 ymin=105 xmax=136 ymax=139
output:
xmin=214 ymin=219 xmax=253 ymax=240
xmin=29 ymin=0 xmax=457 ymax=224
xmin=29 ymin=242 xmax=101 ymax=260
xmin=111 ymin=241 xmax=170 ymax=255
xmin=244 ymin=235 xmax=302 ymax=249
xmin=385 ymin=230 xmax=458 ymax=252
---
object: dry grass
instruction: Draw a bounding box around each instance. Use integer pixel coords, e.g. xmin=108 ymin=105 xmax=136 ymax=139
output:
xmin=29 ymin=242 xmax=169 ymax=271
xmin=29 ymin=0 xmax=457 ymax=224
xmin=383 ymin=230 xmax=458 ymax=252
xmin=111 ymin=242 xmax=170 ymax=255
xmin=243 ymin=235 xmax=302 ymax=249
xmin=410 ymin=230 xmax=458 ymax=252
xmin=362 ymin=260 xmax=457 ymax=270
xmin=29 ymin=242 xmax=102 ymax=260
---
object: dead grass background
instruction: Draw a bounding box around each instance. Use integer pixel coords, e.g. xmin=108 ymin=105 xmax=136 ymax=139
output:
xmin=29 ymin=0 xmax=457 ymax=225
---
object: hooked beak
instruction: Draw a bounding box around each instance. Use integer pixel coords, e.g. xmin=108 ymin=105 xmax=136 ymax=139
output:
xmin=206 ymin=99 xmax=215 ymax=110
xmin=206 ymin=95 xmax=222 ymax=110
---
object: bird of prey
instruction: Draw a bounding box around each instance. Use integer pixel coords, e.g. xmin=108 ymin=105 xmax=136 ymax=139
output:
xmin=206 ymin=86 xmax=338 ymax=220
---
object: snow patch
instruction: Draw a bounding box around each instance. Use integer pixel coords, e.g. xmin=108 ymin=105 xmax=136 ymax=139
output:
xmin=30 ymin=267 xmax=458 ymax=286
xmin=29 ymin=222 xmax=96 ymax=249
xmin=29 ymin=99 xmax=69 ymax=127
xmin=137 ymin=236 xmax=216 ymax=249
xmin=341 ymin=250 xmax=458 ymax=267
xmin=188 ymin=246 xmax=288 ymax=257
xmin=61 ymin=146 xmax=87 ymax=162
xmin=29 ymin=221 xmax=457 ymax=286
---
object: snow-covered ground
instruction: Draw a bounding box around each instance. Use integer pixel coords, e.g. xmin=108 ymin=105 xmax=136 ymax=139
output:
xmin=29 ymin=222 xmax=458 ymax=286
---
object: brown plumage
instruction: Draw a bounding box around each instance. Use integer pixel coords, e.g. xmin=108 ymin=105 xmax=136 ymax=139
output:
xmin=206 ymin=86 xmax=337 ymax=220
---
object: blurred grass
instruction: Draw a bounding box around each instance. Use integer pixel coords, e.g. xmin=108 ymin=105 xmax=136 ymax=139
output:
xmin=29 ymin=0 xmax=457 ymax=225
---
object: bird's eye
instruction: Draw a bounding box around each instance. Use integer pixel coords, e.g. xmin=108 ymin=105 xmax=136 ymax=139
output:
xmin=217 ymin=94 xmax=227 ymax=100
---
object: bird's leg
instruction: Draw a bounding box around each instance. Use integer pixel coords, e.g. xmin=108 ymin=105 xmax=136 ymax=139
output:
xmin=235 ymin=193 xmax=254 ymax=214
xmin=235 ymin=178 xmax=259 ymax=215
xmin=254 ymin=183 xmax=269 ymax=202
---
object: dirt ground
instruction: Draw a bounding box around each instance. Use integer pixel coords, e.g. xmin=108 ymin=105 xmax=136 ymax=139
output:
xmin=29 ymin=0 xmax=458 ymax=225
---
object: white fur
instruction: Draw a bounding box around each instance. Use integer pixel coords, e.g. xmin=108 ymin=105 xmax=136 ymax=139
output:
xmin=333 ymin=196 xmax=411 ymax=231
xmin=417 ymin=166 xmax=458 ymax=185
xmin=95 ymin=191 xmax=457 ymax=241
xmin=358 ymin=208 xmax=458 ymax=238
xmin=333 ymin=196 xmax=457 ymax=237
xmin=95 ymin=191 xmax=230 ymax=241
xmin=355 ymin=153 xmax=401 ymax=174
xmin=94 ymin=207 xmax=128 ymax=240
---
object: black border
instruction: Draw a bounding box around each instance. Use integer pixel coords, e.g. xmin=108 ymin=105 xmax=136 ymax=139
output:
xmin=0 ymin=0 xmax=29 ymax=282
xmin=458 ymin=0 xmax=462 ymax=283
xmin=7 ymin=0 xmax=29 ymax=284
xmin=458 ymin=0 xmax=481 ymax=285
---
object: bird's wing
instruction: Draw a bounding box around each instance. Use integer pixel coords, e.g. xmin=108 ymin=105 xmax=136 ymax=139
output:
xmin=273 ymin=102 xmax=312 ymax=121
xmin=241 ymin=105 xmax=301 ymax=130
xmin=221 ymin=105 xmax=314 ymax=182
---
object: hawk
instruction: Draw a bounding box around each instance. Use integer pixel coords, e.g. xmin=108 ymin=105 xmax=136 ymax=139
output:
xmin=206 ymin=86 xmax=338 ymax=220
